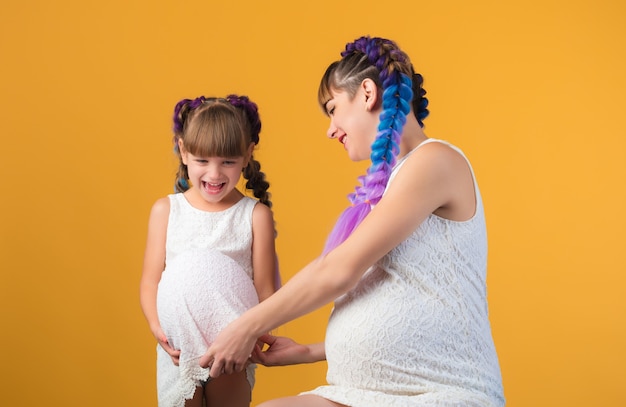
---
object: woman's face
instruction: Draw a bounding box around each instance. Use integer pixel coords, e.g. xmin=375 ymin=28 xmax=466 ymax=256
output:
xmin=324 ymin=85 xmax=379 ymax=162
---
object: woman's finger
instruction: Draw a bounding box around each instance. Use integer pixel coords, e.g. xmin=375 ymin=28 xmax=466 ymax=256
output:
xmin=199 ymin=351 xmax=212 ymax=369
xmin=209 ymin=359 xmax=224 ymax=378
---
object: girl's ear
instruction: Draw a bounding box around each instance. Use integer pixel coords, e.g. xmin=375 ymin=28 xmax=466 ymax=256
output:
xmin=361 ymin=78 xmax=380 ymax=111
xmin=243 ymin=142 xmax=255 ymax=167
xmin=178 ymin=139 xmax=189 ymax=165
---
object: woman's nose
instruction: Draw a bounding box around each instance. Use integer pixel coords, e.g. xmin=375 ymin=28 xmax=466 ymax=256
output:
xmin=327 ymin=121 xmax=337 ymax=139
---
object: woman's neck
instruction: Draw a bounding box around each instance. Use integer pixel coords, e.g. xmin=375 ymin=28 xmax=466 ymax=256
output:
xmin=398 ymin=114 xmax=428 ymax=159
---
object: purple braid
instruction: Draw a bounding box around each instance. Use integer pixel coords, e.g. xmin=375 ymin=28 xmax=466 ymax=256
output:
xmin=225 ymin=94 xmax=262 ymax=145
xmin=227 ymin=95 xmax=281 ymax=288
xmin=225 ymin=94 xmax=272 ymax=208
xmin=323 ymin=36 xmax=414 ymax=254
xmin=172 ymin=96 xmax=207 ymax=149
xmin=171 ymin=95 xmax=208 ymax=192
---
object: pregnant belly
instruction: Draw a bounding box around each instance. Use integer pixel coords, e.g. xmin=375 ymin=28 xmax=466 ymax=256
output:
xmin=156 ymin=248 xmax=259 ymax=349
xmin=324 ymin=269 xmax=444 ymax=392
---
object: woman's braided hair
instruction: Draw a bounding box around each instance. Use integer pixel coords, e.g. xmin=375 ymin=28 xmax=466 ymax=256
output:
xmin=171 ymin=95 xmax=272 ymax=207
xmin=320 ymin=36 xmax=429 ymax=253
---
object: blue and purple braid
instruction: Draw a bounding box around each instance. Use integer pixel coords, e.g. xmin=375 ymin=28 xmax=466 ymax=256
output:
xmin=323 ymin=36 xmax=415 ymax=254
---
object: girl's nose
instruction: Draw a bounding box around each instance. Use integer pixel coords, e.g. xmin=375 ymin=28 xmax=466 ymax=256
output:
xmin=206 ymin=163 xmax=221 ymax=178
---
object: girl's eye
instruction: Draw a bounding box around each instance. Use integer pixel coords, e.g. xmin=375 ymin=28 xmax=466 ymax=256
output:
xmin=328 ymin=107 xmax=335 ymax=116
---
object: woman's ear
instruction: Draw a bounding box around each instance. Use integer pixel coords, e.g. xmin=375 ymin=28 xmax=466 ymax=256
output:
xmin=361 ymin=78 xmax=380 ymax=111
xmin=178 ymin=139 xmax=188 ymax=165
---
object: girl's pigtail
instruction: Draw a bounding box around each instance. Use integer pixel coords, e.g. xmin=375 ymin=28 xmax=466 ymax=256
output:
xmin=323 ymin=36 xmax=414 ymax=254
xmin=226 ymin=95 xmax=273 ymax=208
xmin=226 ymin=95 xmax=261 ymax=144
xmin=227 ymin=94 xmax=280 ymax=289
xmin=243 ymin=158 xmax=272 ymax=208
xmin=172 ymin=96 xmax=206 ymax=192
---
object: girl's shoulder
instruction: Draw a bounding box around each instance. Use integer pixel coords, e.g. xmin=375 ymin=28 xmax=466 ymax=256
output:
xmin=251 ymin=199 xmax=273 ymax=219
xmin=146 ymin=196 xmax=171 ymax=234
xmin=150 ymin=195 xmax=172 ymax=216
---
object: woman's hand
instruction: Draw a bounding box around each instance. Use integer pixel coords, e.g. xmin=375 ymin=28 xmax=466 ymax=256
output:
xmin=251 ymin=334 xmax=325 ymax=366
xmin=199 ymin=321 xmax=257 ymax=379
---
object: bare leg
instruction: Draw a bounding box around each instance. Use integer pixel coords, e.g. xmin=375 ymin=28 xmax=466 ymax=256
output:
xmin=205 ymin=370 xmax=251 ymax=407
xmin=258 ymin=394 xmax=348 ymax=407
xmin=184 ymin=386 xmax=204 ymax=407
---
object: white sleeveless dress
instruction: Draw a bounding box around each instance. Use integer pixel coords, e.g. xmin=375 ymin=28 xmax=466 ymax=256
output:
xmin=155 ymin=193 xmax=260 ymax=407
xmin=305 ymin=139 xmax=505 ymax=406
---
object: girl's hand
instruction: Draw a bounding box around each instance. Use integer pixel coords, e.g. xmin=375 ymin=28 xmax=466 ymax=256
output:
xmin=153 ymin=326 xmax=180 ymax=365
xmin=199 ymin=321 xmax=257 ymax=379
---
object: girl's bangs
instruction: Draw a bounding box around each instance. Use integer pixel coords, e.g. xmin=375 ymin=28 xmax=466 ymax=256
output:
xmin=184 ymin=107 xmax=247 ymax=157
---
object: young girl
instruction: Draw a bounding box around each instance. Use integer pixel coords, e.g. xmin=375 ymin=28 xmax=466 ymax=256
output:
xmin=140 ymin=95 xmax=278 ymax=407
xmin=200 ymin=37 xmax=505 ymax=407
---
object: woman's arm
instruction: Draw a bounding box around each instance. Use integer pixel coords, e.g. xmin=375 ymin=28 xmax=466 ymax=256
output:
xmin=251 ymin=334 xmax=326 ymax=366
xmin=201 ymin=143 xmax=473 ymax=377
xmin=251 ymin=202 xmax=278 ymax=302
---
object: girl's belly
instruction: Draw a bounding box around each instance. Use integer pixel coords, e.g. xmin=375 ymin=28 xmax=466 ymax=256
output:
xmin=157 ymin=248 xmax=258 ymax=350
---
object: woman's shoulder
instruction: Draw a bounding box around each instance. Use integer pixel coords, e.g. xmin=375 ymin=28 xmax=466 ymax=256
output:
xmin=397 ymin=139 xmax=477 ymax=221
xmin=412 ymin=138 xmax=466 ymax=161
xmin=397 ymin=139 xmax=469 ymax=182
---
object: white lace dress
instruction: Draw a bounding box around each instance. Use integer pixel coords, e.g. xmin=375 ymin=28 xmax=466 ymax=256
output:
xmin=155 ymin=194 xmax=259 ymax=407
xmin=305 ymin=139 xmax=505 ymax=407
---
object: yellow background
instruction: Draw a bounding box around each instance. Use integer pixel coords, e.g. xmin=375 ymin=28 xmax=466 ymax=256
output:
xmin=1 ymin=0 xmax=624 ymax=406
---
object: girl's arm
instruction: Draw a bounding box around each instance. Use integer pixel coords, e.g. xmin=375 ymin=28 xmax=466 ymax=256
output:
xmin=139 ymin=197 xmax=180 ymax=361
xmin=251 ymin=202 xmax=278 ymax=302
xmin=202 ymin=142 xmax=474 ymax=376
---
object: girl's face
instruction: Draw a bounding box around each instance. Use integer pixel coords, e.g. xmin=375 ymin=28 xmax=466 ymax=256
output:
xmin=324 ymin=83 xmax=379 ymax=162
xmin=181 ymin=145 xmax=251 ymax=208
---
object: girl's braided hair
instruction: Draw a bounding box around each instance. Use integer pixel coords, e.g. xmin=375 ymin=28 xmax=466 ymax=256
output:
xmin=171 ymin=95 xmax=272 ymax=208
xmin=319 ymin=36 xmax=429 ymax=253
